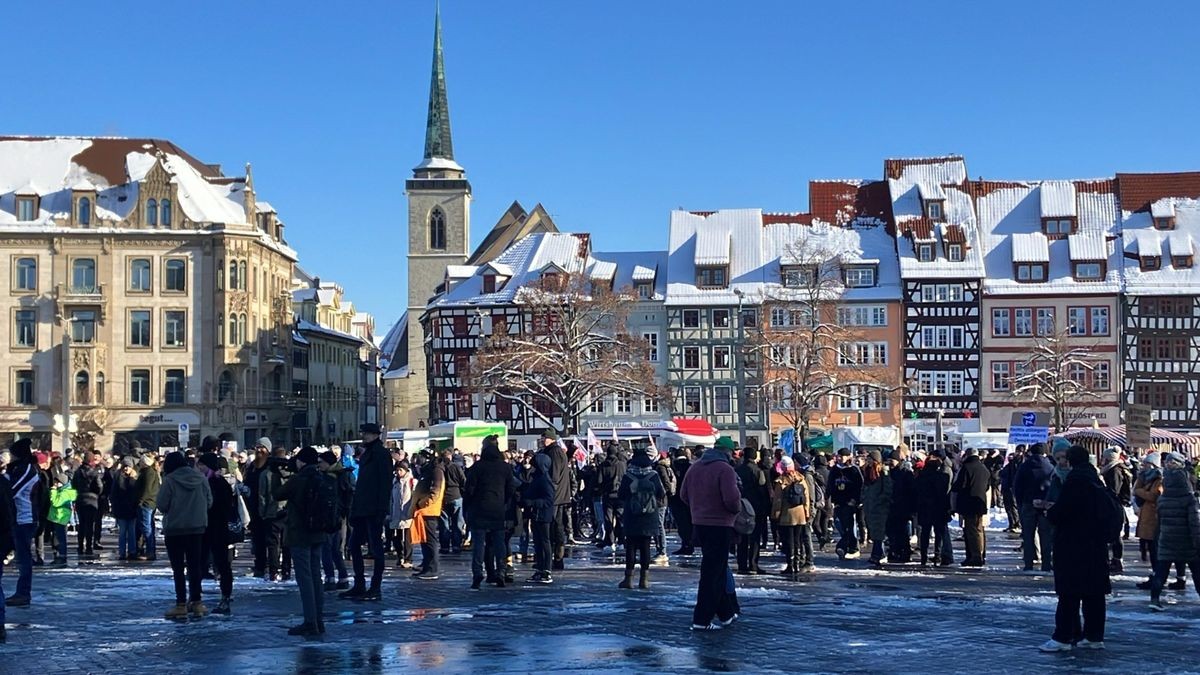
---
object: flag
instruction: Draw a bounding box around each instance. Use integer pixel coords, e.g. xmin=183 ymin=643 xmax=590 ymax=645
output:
xmin=587 ymin=428 xmax=600 ymax=453
xmin=649 ymin=434 xmax=659 ymax=456
xmin=611 ymin=427 xmax=619 ymax=443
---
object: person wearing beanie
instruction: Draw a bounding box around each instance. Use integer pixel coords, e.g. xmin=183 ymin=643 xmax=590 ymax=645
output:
xmin=272 ymin=446 xmax=330 ymax=636
xmin=463 ymin=437 xmax=519 ymax=589
xmin=1099 ymin=447 xmax=1132 ymax=573
xmin=615 ymin=443 xmax=665 ymax=590
xmin=1133 ymin=452 xmax=1176 ymax=592
xmin=1014 ymin=442 xmax=1055 ymax=572
xmin=734 ymin=447 xmax=769 ymax=575
xmin=156 ymin=451 xmax=212 ymax=620
xmin=198 ymin=453 xmax=235 ymax=615
xmin=135 ymin=452 xmax=162 ymax=561
xmin=318 ymin=449 xmax=353 ymax=591
xmin=828 ymin=447 xmax=864 ymax=560
xmin=678 ymin=436 xmax=742 ymax=630
xmin=5 ymin=438 xmax=41 ymax=608
xmin=387 ymin=458 xmax=417 ymax=572
xmin=771 ymin=455 xmax=814 ymax=575
xmin=651 ymin=447 xmax=677 ymax=563
xmin=109 ymin=456 xmax=142 ymax=562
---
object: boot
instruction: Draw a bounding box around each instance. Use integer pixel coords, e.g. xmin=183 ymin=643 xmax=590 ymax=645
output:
xmin=188 ymin=601 xmax=209 ymax=618
xmin=165 ymin=603 xmax=189 ymax=620
xmin=213 ymin=597 xmax=231 ymax=615
xmin=1169 ymin=578 xmax=1188 ymax=591
xmin=618 ymin=574 xmax=633 ymax=589
xmin=638 ymin=570 xmax=649 ymax=590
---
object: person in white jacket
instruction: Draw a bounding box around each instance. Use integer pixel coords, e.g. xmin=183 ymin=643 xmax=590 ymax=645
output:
xmin=388 ymin=461 xmax=416 ymax=569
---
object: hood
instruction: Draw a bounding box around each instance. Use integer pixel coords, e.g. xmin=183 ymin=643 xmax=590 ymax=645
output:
xmin=1164 ymin=467 xmax=1192 ymax=494
xmin=481 ymin=444 xmax=503 ymax=463
xmin=534 ymin=453 xmax=552 ymax=473
xmin=699 ymin=449 xmax=730 ymax=465
xmin=167 ymin=466 xmax=207 ymax=489
xmin=628 ymin=453 xmax=654 ymax=469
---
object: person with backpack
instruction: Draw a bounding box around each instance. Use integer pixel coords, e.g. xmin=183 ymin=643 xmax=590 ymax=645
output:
xmin=828 ymin=448 xmax=864 ymax=560
xmin=1148 ymin=452 xmax=1200 ymax=612
xmin=617 ymin=446 xmax=666 ymax=590
xmin=1099 ymin=448 xmax=1132 ymax=574
xmin=734 ymin=448 xmax=769 ymax=575
xmin=198 ymin=453 xmax=235 ymax=615
xmin=320 ymin=451 xmax=353 ymax=590
xmin=1040 ymin=445 xmax=1112 ymax=652
xmin=273 ymin=446 xmax=329 ymax=637
xmin=258 ymin=447 xmax=291 ymax=582
xmin=652 ymin=451 xmax=675 ymax=563
xmin=771 ymin=456 xmax=814 ymax=575
xmin=595 ymin=445 xmax=626 ymax=551
xmin=522 ymin=453 xmax=557 ymax=584
xmin=679 ymin=436 xmax=742 ymax=631
xmin=45 ymin=467 xmax=75 ymax=569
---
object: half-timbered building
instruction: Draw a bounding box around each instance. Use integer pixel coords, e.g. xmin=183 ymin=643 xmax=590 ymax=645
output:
xmin=883 ymin=156 xmax=985 ymax=447
xmin=1117 ymin=172 xmax=1200 ymax=429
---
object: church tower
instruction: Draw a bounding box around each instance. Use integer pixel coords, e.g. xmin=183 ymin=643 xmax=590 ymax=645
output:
xmin=402 ymin=3 xmax=470 ymax=428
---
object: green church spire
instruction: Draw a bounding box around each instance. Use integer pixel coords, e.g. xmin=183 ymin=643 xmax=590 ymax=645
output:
xmin=423 ymin=2 xmax=454 ymax=161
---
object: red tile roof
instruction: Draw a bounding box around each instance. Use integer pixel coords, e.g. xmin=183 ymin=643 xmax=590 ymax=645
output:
xmin=943 ymin=224 xmax=967 ymax=244
xmin=901 ymin=218 xmax=934 ymax=240
xmin=762 ymin=212 xmax=814 ymax=225
xmin=808 ymin=180 xmax=891 ymax=226
xmin=1116 ymin=172 xmax=1200 ymax=213
xmin=0 ymin=136 xmax=221 ymax=186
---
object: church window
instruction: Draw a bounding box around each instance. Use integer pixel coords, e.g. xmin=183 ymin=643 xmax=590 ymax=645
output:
xmin=430 ymin=208 xmax=447 ymax=251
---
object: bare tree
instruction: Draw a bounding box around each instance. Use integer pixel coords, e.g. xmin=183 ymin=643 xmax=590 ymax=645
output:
xmin=749 ymin=235 xmax=901 ymax=445
xmin=1009 ymin=326 xmax=1105 ymax=432
xmin=469 ymin=272 xmax=665 ymax=435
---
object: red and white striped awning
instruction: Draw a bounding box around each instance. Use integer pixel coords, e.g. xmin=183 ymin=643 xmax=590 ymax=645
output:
xmin=1060 ymin=424 xmax=1199 ymax=448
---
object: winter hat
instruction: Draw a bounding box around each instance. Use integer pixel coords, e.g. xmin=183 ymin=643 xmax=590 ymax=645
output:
xmin=1143 ymin=452 xmax=1162 ymax=467
xmin=319 ymin=450 xmax=337 ymax=466
xmin=780 ymin=456 xmax=795 ymax=470
xmin=868 ymin=450 xmax=882 ymax=463
xmin=162 ymin=452 xmax=188 ymax=475
xmin=121 ymin=456 xmax=137 ymax=470
xmin=1103 ymin=448 xmax=1120 ymax=463
xmin=199 ymin=435 xmax=220 ymax=453
xmin=256 ymin=437 xmax=273 ymax=452
xmin=9 ymin=438 xmax=32 ymax=462
xmin=198 ymin=453 xmax=225 ymax=472
xmin=1051 ymin=437 xmax=1072 ymax=454
xmin=296 ymin=446 xmax=320 ymax=465
xmin=1166 ymin=451 xmax=1188 ymax=466
xmin=541 ymin=429 xmax=558 ymax=440
xmin=714 ymin=436 xmax=736 ymax=453
xmin=837 ymin=448 xmax=851 ymax=457
xmin=33 ymin=451 xmax=47 ymax=465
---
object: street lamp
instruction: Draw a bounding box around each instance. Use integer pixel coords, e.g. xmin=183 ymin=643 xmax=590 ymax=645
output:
xmin=734 ymin=289 xmax=747 ymax=448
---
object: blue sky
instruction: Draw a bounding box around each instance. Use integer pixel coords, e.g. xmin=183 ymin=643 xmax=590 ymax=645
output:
xmin=5 ymin=1 xmax=1199 ymax=332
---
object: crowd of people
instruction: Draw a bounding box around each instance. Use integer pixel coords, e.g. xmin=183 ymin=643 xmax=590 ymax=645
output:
xmin=2 ymin=425 xmax=1200 ymax=647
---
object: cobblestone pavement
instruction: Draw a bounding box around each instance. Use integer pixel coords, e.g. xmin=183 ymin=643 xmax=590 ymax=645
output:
xmin=3 ymin=523 xmax=1199 ymax=674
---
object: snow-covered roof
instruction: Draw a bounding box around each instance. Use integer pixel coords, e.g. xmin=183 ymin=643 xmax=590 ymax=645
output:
xmin=917 ymin=182 xmax=946 ymax=202
xmin=978 ymin=180 xmax=1120 ymax=295
xmin=1040 ymin=180 xmax=1077 ymax=218
xmin=429 ymin=231 xmax=668 ymax=309
xmin=0 ymin=136 xmax=276 ymax=230
xmin=885 ymin=157 xmax=985 ymax=279
xmin=413 ymin=156 xmax=464 ymax=173
xmin=256 ymin=201 xmax=276 ymax=214
xmin=296 ymin=318 xmax=368 ymax=346
xmin=446 ymin=265 xmax=478 ymax=279
xmin=666 ymin=209 xmax=900 ymax=306
xmin=1067 ymin=233 xmax=1105 ymax=261
xmin=694 ymin=227 xmax=731 ymax=266
xmin=1123 ymin=197 xmax=1200 ymax=295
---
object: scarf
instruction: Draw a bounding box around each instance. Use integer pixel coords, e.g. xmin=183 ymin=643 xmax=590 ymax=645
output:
xmin=1054 ymin=466 xmax=1071 ymax=482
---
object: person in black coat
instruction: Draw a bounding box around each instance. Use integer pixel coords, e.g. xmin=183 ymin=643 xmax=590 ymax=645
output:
xmin=734 ymin=448 xmax=769 ymax=574
xmin=439 ymin=451 xmax=467 ymax=555
xmin=522 ymin=453 xmax=557 ymax=583
xmin=1014 ymin=444 xmax=1055 ymax=571
xmin=828 ymin=449 xmax=865 ymax=558
xmin=464 ymin=439 xmax=518 ymax=588
xmin=109 ymin=457 xmax=142 ymax=561
xmin=617 ymin=448 xmax=665 ymax=589
xmin=886 ymin=450 xmax=917 ymax=563
xmin=70 ymin=451 xmax=104 ymax=559
xmin=669 ymin=449 xmax=695 ymax=555
xmin=198 ymin=453 xmax=235 ymax=614
xmin=596 ymin=446 xmax=626 ymax=549
xmin=915 ymin=450 xmax=953 ymax=566
xmin=1099 ymin=448 xmax=1132 ymax=573
xmin=536 ymin=430 xmax=571 ymax=570
xmin=953 ymin=449 xmax=991 ymax=567
xmin=1042 ymin=445 xmax=1111 ymax=651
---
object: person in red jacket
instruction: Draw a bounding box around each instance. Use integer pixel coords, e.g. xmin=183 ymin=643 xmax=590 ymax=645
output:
xmin=679 ymin=436 xmax=742 ymax=631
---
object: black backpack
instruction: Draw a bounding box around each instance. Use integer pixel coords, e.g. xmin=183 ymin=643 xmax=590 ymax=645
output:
xmin=628 ymin=471 xmax=659 ymax=515
xmin=785 ymin=478 xmax=808 ymax=508
xmin=303 ymin=471 xmax=340 ymax=534
xmin=1096 ymin=483 xmax=1124 ymax=544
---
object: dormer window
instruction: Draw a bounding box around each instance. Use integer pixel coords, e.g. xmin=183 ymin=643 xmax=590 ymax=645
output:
xmin=947 ymin=244 xmax=963 ymax=262
xmin=16 ymin=197 xmax=36 ymax=221
xmin=1042 ymin=218 xmax=1076 ymax=237
xmin=77 ymin=197 xmax=91 ymax=226
xmin=1015 ymin=263 xmax=1048 ymax=282
xmin=146 ymin=199 xmax=158 ymax=226
xmin=917 ymin=244 xmax=934 ymax=262
xmin=781 ymin=265 xmax=814 ymax=288
xmin=1073 ymin=262 xmax=1104 ymax=280
xmin=925 ymin=200 xmax=944 ymax=221
xmin=1142 ymin=256 xmax=1162 ymax=271
xmin=482 ymin=275 xmax=499 ymax=293
xmin=540 ymin=272 xmax=563 ymax=290
xmin=696 ymin=265 xmax=729 ymax=289
xmin=1155 ymin=217 xmax=1176 ymax=231
xmin=843 ymin=266 xmax=877 ymax=288
xmin=1173 ymin=255 xmax=1193 ymax=269
xmin=635 ymin=282 xmax=653 ymax=299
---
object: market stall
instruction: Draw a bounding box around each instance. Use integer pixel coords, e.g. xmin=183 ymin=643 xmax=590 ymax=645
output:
xmin=1058 ymin=424 xmax=1200 ymax=458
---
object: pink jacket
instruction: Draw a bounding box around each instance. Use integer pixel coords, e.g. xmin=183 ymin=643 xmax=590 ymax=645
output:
xmin=679 ymin=452 xmax=741 ymax=527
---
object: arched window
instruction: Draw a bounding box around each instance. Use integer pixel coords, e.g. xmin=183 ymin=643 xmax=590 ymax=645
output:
xmin=218 ymin=370 xmax=234 ymax=402
xmin=96 ymin=372 xmax=105 ymax=404
xmin=217 ymin=313 xmax=224 ymax=346
xmin=229 ymin=314 xmax=238 ymax=344
xmin=239 ymin=261 xmax=248 ymax=290
xmin=238 ymin=313 xmax=247 ymax=344
xmin=160 ymin=199 xmax=172 ymax=226
xmin=75 ymin=371 xmax=90 ymax=404
xmin=129 ymin=258 xmax=151 ymax=292
xmin=78 ymin=197 xmax=91 ymax=226
xmin=229 ymin=260 xmax=239 ymax=290
xmin=165 ymin=259 xmax=186 ymax=292
xmin=146 ymin=199 xmax=158 ymax=226
xmin=429 ymin=208 xmax=447 ymax=250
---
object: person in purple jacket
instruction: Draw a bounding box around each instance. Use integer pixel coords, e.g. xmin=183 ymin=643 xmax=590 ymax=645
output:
xmin=679 ymin=436 xmax=742 ymax=631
